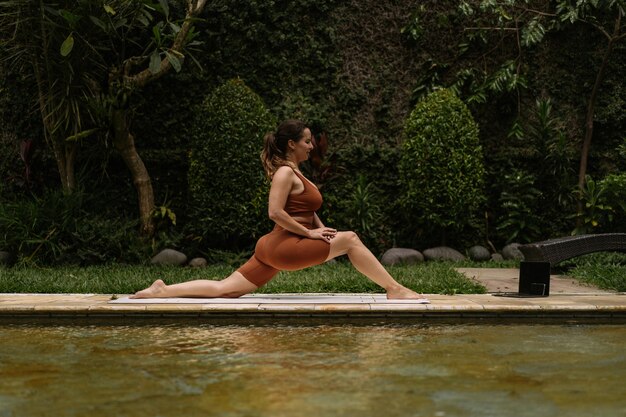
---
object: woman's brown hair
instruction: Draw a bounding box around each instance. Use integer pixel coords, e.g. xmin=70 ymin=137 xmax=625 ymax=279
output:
xmin=261 ymin=119 xmax=307 ymax=179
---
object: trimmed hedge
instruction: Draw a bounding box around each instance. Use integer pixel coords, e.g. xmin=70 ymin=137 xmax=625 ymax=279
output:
xmin=399 ymin=88 xmax=485 ymax=243
xmin=188 ymin=79 xmax=276 ymax=249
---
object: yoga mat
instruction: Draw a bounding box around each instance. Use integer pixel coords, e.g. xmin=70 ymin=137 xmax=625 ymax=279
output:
xmin=109 ymin=294 xmax=430 ymax=304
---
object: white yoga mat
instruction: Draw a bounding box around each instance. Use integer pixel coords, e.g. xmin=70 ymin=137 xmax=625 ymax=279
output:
xmin=109 ymin=294 xmax=430 ymax=304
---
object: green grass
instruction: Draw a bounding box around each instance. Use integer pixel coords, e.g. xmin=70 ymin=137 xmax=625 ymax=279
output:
xmin=560 ymin=253 xmax=626 ymax=292
xmin=259 ymin=261 xmax=486 ymax=295
xmin=0 ymin=261 xmax=486 ymax=295
xmin=2 ymin=255 xmax=623 ymax=294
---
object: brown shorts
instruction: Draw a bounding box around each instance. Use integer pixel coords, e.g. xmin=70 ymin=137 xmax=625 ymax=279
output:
xmin=237 ymin=223 xmax=331 ymax=287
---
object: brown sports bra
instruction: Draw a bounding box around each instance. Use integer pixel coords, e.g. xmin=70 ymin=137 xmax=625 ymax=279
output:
xmin=284 ymin=170 xmax=323 ymax=218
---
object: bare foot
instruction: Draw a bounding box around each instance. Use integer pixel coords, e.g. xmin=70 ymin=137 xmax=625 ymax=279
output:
xmin=129 ymin=279 xmax=168 ymax=299
xmin=386 ymin=285 xmax=429 ymax=301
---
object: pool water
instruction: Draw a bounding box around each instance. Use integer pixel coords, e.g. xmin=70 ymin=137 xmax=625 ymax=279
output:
xmin=0 ymin=322 xmax=624 ymax=417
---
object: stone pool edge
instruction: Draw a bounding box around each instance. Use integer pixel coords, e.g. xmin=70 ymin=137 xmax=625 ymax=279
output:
xmin=0 ymin=293 xmax=624 ymax=322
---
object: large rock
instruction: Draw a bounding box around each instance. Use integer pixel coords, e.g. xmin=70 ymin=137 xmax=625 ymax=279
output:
xmin=151 ymin=249 xmax=188 ymax=266
xmin=491 ymin=253 xmax=504 ymax=262
xmin=188 ymin=257 xmax=208 ymax=268
xmin=502 ymin=243 xmax=524 ymax=260
xmin=423 ymin=246 xmax=466 ymax=262
xmin=381 ymin=248 xmax=424 ymax=266
xmin=468 ymin=245 xmax=491 ymax=262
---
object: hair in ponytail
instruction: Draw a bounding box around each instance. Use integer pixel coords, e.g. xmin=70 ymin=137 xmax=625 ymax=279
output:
xmin=261 ymin=119 xmax=307 ymax=179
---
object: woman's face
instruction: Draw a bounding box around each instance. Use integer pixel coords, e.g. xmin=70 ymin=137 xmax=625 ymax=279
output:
xmin=289 ymin=128 xmax=314 ymax=163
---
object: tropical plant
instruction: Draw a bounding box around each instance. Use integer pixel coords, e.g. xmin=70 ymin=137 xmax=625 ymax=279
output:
xmin=150 ymin=200 xmax=181 ymax=253
xmin=0 ymin=0 xmax=207 ymax=236
xmin=449 ymin=0 xmax=552 ymax=109
xmin=346 ymin=174 xmax=381 ymax=237
xmin=571 ymin=175 xmax=616 ymax=235
xmin=524 ymin=98 xmax=577 ymax=209
xmin=399 ymin=88 xmax=485 ymax=244
xmin=495 ymin=171 xmax=543 ymax=244
xmin=597 ymin=173 xmax=626 ymax=230
xmin=454 ymin=0 xmax=626 ymax=225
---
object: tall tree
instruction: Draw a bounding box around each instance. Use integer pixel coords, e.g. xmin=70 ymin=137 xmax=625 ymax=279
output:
xmin=555 ymin=0 xmax=626 ymax=221
xmin=0 ymin=0 xmax=207 ymax=236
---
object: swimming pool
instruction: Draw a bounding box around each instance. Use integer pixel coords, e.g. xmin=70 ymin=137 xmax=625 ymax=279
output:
xmin=1 ymin=322 xmax=624 ymax=416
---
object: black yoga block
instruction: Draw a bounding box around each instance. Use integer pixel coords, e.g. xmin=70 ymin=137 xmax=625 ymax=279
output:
xmin=518 ymin=261 xmax=550 ymax=296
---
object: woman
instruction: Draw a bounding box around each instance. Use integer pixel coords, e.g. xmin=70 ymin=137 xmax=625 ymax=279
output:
xmin=131 ymin=120 xmax=428 ymax=301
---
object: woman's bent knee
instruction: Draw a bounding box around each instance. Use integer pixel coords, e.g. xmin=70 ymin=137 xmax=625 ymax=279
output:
xmin=343 ymin=231 xmax=361 ymax=247
xmin=328 ymin=231 xmax=362 ymax=257
xmin=217 ymin=272 xmax=258 ymax=297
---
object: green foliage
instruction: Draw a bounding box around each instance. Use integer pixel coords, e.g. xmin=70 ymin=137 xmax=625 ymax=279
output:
xmin=449 ymin=1 xmax=544 ymax=106
xmin=401 ymin=5 xmax=426 ymax=44
xmin=149 ymin=201 xmax=184 ymax=253
xmin=597 ymin=173 xmax=626 ymax=230
xmin=619 ymin=138 xmax=626 ymax=161
xmin=536 ymin=101 xmax=577 ymax=207
xmin=345 ymin=174 xmax=381 ymax=237
xmin=318 ymin=143 xmax=401 ymax=253
xmin=2 ymin=0 xmax=625 ymax=255
xmin=0 ymin=0 xmax=159 ymax=142
xmin=188 ymin=79 xmax=276 ymax=249
xmin=572 ymin=175 xmax=615 ymax=235
xmin=0 ymin=189 xmax=148 ymax=265
xmin=574 ymin=173 xmax=626 ymax=234
xmin=556 ymin=0 xmax=626 ymax=26
xmin=337 ymin=173 xmax=391 ymax=252
xmin=495 ymin=171 xmax=543 ymax=244
xmin=201 ymin=0 xmax=339 ymax=128
xmin=399 ymin=88 xmax=485 ymax=242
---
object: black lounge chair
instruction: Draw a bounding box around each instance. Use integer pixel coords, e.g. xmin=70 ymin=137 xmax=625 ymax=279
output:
xmin=513 ymin=233 xmax=626 ymax=297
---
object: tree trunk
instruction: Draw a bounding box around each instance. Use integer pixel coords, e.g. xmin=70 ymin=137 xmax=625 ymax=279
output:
xmin=33 ymin=5 xmax=78 ymax=194
xmin=576 ymin=13 xmax=621 ymax=227
xmin=108 ymin=0 xmax=206 ymax=237
xmin=111 ymin=109 xmax=155 ymax=236
xmin=33 ymin=59 xmax=77 ymax=193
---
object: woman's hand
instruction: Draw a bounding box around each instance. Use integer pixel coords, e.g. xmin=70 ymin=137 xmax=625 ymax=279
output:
xmin=307 ymin=227 xmax=337 ymax=243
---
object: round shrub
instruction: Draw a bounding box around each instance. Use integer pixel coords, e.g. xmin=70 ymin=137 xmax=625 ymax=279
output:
xmin=188 ymin=79 xmax=276 ymax=249
xmin=399 ymin=88 xmax=485 ymax=243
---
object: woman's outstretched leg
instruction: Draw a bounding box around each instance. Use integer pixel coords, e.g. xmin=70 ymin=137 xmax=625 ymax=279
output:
xmin=325 ymin=231 xmax=427 ymax=300
xmin=130 ymin=271 xmax=258 ymax=299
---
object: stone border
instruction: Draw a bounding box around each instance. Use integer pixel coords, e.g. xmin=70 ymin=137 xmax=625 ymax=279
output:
xmin=0 ymin=293 xmax=624 ymax=321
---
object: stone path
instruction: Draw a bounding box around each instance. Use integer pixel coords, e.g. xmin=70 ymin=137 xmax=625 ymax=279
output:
xmin=456 ymin=268 xmax=612 ymax=294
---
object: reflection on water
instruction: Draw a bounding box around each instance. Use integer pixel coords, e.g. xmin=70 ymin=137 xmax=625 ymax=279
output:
xmin=0 ymin=323 xmax=625 ymax=417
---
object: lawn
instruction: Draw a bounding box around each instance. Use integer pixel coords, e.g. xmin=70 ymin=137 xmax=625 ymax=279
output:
xmin=559 ymin=252 xmax=626 ymax=292
xmin=1 ymin=253 xmax=624 ymax=295
xmin=0 ymin=260 xmax=486 ymax=295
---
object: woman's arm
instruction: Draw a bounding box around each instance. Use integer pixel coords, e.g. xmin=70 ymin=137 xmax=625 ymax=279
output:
xmin=267 ymin=167 xmax=314 ymax=237
xmin=268 ymin=167 xmax=335 ymax=241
